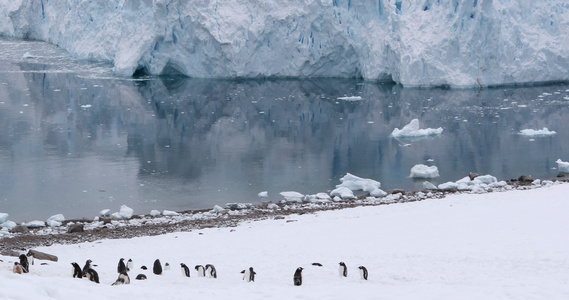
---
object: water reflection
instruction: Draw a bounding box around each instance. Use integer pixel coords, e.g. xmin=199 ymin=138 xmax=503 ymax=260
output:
xmin=0 ymin=43 xmax=568 ymax=222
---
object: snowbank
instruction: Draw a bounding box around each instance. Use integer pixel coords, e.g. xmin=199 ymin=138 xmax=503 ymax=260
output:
xmin=391 ymin=119 xmax=443 ymax=139
xmin=1 ymin=183 xmax=569 ymax=299
xmin=0 ymin=1 xmax=568 ymax=87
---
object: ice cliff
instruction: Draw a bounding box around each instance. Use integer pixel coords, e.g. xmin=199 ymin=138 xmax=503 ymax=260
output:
xmin=1 ymin=0 xmax=568 ymax=87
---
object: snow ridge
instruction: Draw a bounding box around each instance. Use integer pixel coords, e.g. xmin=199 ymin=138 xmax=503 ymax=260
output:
xmin=0 ymin=0 xmax=568 ymax=87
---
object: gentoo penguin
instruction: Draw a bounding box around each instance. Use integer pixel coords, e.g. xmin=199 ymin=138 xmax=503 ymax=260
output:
xmin=112 ymin=271 xmax=130 ymax=286
xmin=240 ymin=267 xmax=256 ymax=282
xmin=135 ymin=274 xmax=147 ymax=280
xmin=141 ymin=265 xmax=148 ymax=270
xmin=205 ymin=264 xmax=217 ymax=278
xmin=195 ymin=265 xmax=205 ymax=277
xmin=358 ymin=266 xmax=368 ymax=280
xmin=82 ymin=259 xmax=93 ymax=277
xmin=164 ymin=262 xmax=171 ymax=271
xmin=19 ymin=254 xmax=29 ymax=273
xmin=293 ymin=267 xmax=303 ymax=286
xmin=71 ymin=262 xmax=83 ymax=278
xmin=127 ymin=259 xmax=133 ymax=271
xmin=312 ymin=263 xmax=323 ymax=267
xmin=117 ymin=258 xmax=127 ymax=274
xmin=339 ymin=262 xmax=347 ymax=277
xmin=180 ymin=263 xmax=190 ymax=277
xmin=85 ymin=267 xmax=100 ymax=283
xmin=13 ymin=262 xmax=23 ymax=274
xmin=153 ymin=259 xmax=162 ymax=275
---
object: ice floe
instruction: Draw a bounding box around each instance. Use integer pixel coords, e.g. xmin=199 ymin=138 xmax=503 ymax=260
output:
xmin=518 ymin=127 xmax=556 ymax=136
xmin=410 ymin=164 xmax=440 ymax=178
xmin=391 ymin=119 xmax=443 ymax=139
xmin=557 ymin=159 xmax=569 ymax=173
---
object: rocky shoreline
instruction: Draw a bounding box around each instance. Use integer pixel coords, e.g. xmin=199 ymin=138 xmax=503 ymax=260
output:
xmin=0 ymin=177 xmax=566 ymax=254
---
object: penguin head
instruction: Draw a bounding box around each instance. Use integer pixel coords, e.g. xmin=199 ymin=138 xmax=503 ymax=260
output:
xmin=358 ymin=266 xmax=364 ymax=270
xmin=297 ymin=267 xmax=304 ymax=271
xmin=339 ymin=262 xmax=346 ymax=267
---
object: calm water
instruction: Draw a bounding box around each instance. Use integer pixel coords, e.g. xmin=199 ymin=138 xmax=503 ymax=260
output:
xmin=1 ymin=39 xmax=568 ymax=222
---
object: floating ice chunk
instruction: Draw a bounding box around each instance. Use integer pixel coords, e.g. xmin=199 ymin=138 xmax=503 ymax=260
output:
xmin=80 ymin=104 xmax=93 ymax=108
xmin=423 ymin=181 xmax=438 ymax=190
xmin=46 ymin=214 xmax=65 ymax=227
xmin=337 ymin=96 xmax=362 ymax=101
xmin=410 ymin=164 xmax=440 ymax=178
xmin=163 ymin=210 xmax=179 ymax=217
xmin=330 ymin=186 xmax=356 ymax=199
xmin=22 ymin=52 xmax=34 ymax=59
xmin=25 ymin=220 xmax=46 ymax=228
xmin=518 ymin=127 xmax=556 ymax=136
xmin=150 ymin=210 xmax=161 ymax=217
xmin=258 ymin=191 xmax=268 ymax=198
xmin=0 ymin=213 xmax=8 ymax=224
xmin=337 ymin=173 xmax=381 ymax=192
xmin=556 ymin=159 xmax=569 ymax=173
xmin=112 ymin=205 xmax=134 ymax=220
xmin=370 ymin=189 xmax=387 ymax=197
xmin=1 ymin=220 xmax=16 ymax=230
xmin=391 ymin=119 xmax=443 ymax=138
xmin=279 ymin=191 xmax=304 ymax=202
xmin=100 ymin=209 xmax=111 ymax=217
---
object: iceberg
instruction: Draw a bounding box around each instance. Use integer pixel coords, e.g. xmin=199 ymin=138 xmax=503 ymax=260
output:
xmin=410 ymin=164 xmax=440 ymax=179
xmin=557 ymin=159 xmax=569 ymax=173
xmin=337 ymin=173 xmax=381 ymax=193
xmin=1 ymin=1 xmax=567 ymax=87
xmin=391 ymin=119 xmax=443 ymax=139
xmin=518 ymin=128 xmax=557 ymax=136
xmin=112 ymin=205 xmax=134 ymax=220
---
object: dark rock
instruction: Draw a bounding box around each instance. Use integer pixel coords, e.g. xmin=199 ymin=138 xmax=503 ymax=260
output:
xmin=518 ymin=175 xmax=533 ymax=182
xmin=27 ymin=249 xmax=58 ymax=262
xmin=100 ymin=217 xmax=112 ymax=224
xmin=1 ymin=249 xmax=21 ymax=257
xmin=67 ymin=224 xmax=84 ymax=233
xmin=557 ymin=173 xmax=566 ymax=178
xmin=469 ymin=172 xmax=480 ymax=180
xmin=388 ymin=189 xmax=406 ymax=195
xmin=11 ymin=225 xmax=29 ymax=234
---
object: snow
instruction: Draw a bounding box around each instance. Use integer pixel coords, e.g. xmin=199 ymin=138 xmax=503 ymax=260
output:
xmin=518 ymin=127 xmax=557 ymax=136
xmin=409 ymin=164 xmax=440 ymax=179
xmin=1 ymin=183 xmax=569 ymax=299
xmin=0 ymin=1 xmax=567 ymax=87
xmin=391 ymin=119 xmax=443 ymax=139
xmin=557 ymin=159 xmax=569 ymax=173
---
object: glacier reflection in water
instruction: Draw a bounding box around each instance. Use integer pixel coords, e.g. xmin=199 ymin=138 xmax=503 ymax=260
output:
xmin=0 ymin=41 xmax=568 ymax=222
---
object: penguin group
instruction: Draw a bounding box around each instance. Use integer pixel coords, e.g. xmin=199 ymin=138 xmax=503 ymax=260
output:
xmin=292 ymin=262 xmax=369 ymax=286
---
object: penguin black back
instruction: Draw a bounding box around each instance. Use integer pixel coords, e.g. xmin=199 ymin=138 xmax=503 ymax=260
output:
xmin=71 ymin=262 xmax=83 ymax=278
xmin=86 ymin=268 xmax=100 ymax=283
xmin=135 ymin=274 xmax=147 ymax=280
xmin=205 ymin=264 xmax=217 ymax=278
xmin=293 ymin=267 xmax=303 ymax=286
xmin=82 ymin=259 xmax=92 ymax=277
xmin=339 ymin=262 xmax=347 ymax=277
xmin=181 ymin=263 xmax=190 ymax=277
xmin=19 ymin=254 xmax=29 ymax=273
xmin=117 ymin=258 xmax=127 ymax=274
xmin=153 ymin=259 xmax=162 ymax=275
xmin=195 ymin=265 xmax=205 ymax=277
xmin=112 ymin=271 xmax=130 ymax=286
xmin=248 ymin=267 xmax=256 ymax=282
xmin=358 ymin=266 xmax=368 ymax=280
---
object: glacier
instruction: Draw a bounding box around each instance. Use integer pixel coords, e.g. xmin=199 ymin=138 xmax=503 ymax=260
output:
xmin=0 ymin=0 xmax=568 ymax=87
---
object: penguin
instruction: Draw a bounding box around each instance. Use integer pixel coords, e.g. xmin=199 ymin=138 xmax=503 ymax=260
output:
xmin=293 ymin=267 xmax=303 ymax=286
xmin=339 ymin=262 xmax=347 ymax=277
xmin=180 ymin=263 xmax=190 ymax=277
xmin=358 ymin=266 xmax=368 ymax=280
xmin=117 ymin=258 xmax=127 ymax=274
xmin=164 ymin=262 xmax=170 ymax=271
xmin=205 ymin=264 xmax=217 ymax=278
xmin=85 ymin=267 xmax=100 ymax=283
xmin=127 ymin=259 xmax=133 ymax=271
xmin=82 ymin=259 xmax=93 ymax=277
xmin=195 ymin=265 xmax=205 ymax=277
xmin=26 ymin=252 xmax=34 ymax=266
xmin=71 ymin=262 xmax=83 ymax=278
xmin=13 ymin=262 xmax=23 ymax=274
xmin=312 ymin=263 xmax=323 ymax=267
xmin=112 ymin=271 xmax=130 ymax=286
xmin=153 ymin=259 xmax=162 ymax=275
xmin=240 ymin=267 xmax=256 ymax=282
xmin=19 ymin=254 xmax=29 ymax=273
xmin=141 ymin=266 xmax=148 ymax=270
xmin=135 ymin=274 xmax=147 ymax=280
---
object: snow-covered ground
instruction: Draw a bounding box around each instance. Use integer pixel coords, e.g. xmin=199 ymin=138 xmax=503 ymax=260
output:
xmin=1 ymin=183 xmax=569 ymax=300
